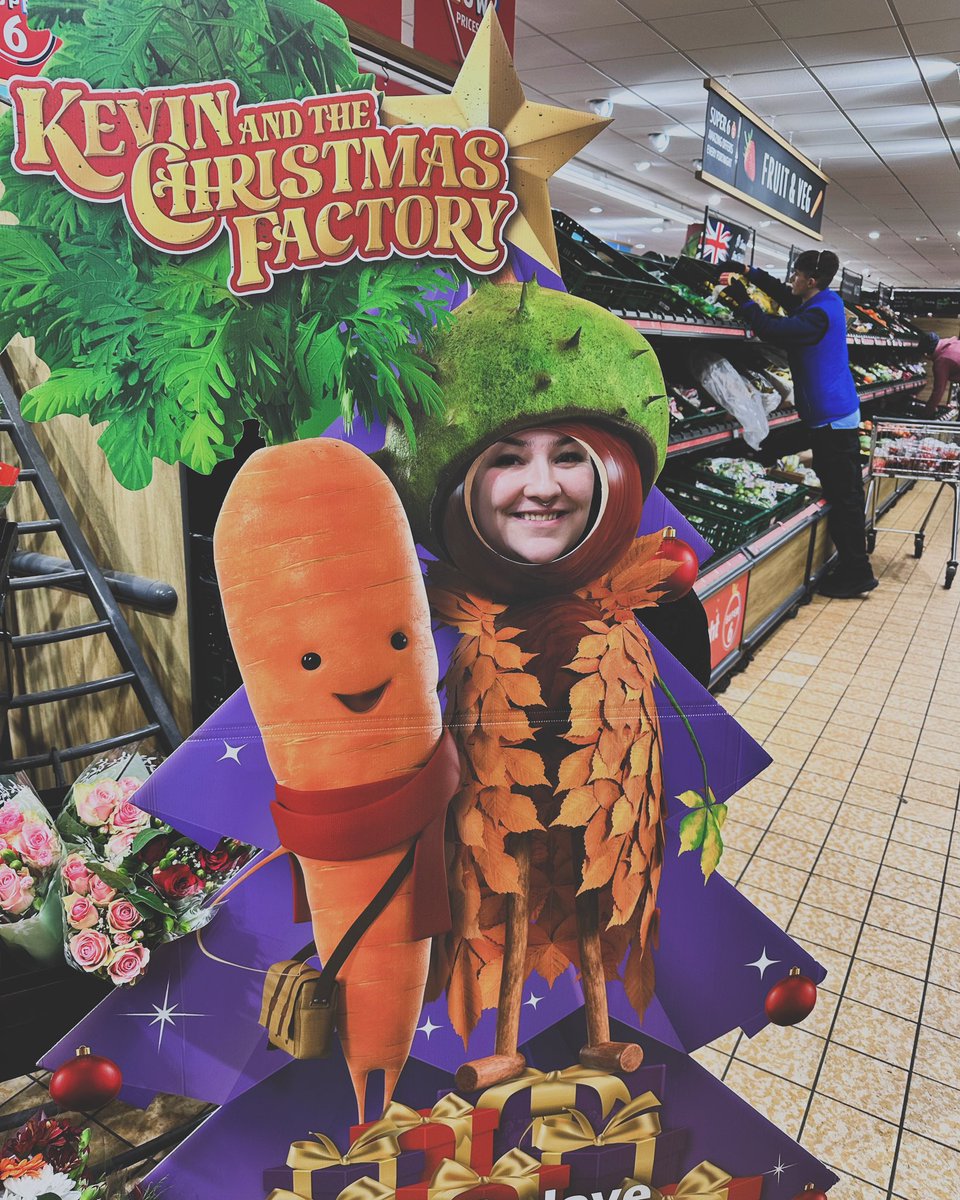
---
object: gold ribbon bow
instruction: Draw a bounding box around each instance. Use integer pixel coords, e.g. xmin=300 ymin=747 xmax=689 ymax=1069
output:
xmin=479 ymin=1066 xmax=631 ymax=1119
xmin=428 ymin=1147 xmax=542 ymax=1200
xmin=661 ymin=1161 xmax=732 ymax=1200
xmin=532 ymin=1092 xmax=662 ymax=1178
xmin=336 ymin=1178 xmax=398 ymax=1200
xmin=287 ymin=1129 xmax=401 ymax=1191
xmin=357 ymin=1094 xmax=477 ymax=1163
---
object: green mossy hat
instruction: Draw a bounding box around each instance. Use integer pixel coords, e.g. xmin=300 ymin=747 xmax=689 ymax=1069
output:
xmin=379 ymin=280 xmax=669 ymax=553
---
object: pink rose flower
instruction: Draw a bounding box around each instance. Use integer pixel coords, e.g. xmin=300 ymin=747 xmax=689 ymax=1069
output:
xmin=107 ymin=943 xmax=150 ymax=985
xmin=104 ymin=830 xmax=135 ymax=863
xmin=0 ymin=803 xmax=24 ymax=837
xmin=61 ymin=853 xmax=93 ymax=896
xmin=68 ymin=929 xmax=111 ymax=972
xmin=107 ymin=897 xmax=142 ymax=932
xmin=109 ymin=798 xmax=150 ymax=832
xmin=63 ymin=893 xmax=98 ymax=930
xmin=0 ymin=864 xmax=34 ymax=916
xmin=113 ymin=931 xmax=132 ymax=945
xmin=119 ymin=776 xmax=143 ymax=798
xmin=18 ymin=820 xmax=58 ymax=869
xmin=74 ymin=780 xmax=123 ymax=826
xmin=88 ymin=874 xmax=117 ymax=905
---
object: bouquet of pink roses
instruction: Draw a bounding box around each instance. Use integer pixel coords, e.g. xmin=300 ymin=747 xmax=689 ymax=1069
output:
xmin=0 ymin=774 xmax=63 ymax=965
xmin=57 ymin=747 xmax=255 ymax=986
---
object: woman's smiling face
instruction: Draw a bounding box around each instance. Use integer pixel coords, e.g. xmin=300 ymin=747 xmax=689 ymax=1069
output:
xmin=470 ymin=429 xmax=597 ymax=564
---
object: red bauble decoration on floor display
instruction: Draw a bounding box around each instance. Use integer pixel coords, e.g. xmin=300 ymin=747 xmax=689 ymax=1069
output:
xmin=49 ymin=1046 xmax=122 ymax=1110
xmin=765 ymin=966 xmax=818 ymax=1026
xmin=653 ymin=527 xmax=699 ymax=603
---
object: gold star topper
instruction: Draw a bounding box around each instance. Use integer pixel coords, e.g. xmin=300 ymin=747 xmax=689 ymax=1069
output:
xmin=381 ymin=8 xmax=610 ymax=276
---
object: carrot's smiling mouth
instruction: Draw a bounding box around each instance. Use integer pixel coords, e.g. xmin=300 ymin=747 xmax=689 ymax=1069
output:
xmin=334 ymin=680 xmax=390 ymax=713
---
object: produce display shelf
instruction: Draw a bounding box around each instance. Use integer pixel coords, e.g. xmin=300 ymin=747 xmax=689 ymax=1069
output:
xmin=667 ymin=378 xmax=923 ymax=458
xmin=620 ymin=314 xmax=921 ymax=348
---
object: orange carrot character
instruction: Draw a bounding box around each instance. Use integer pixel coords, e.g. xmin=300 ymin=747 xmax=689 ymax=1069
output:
xmin=213 ymin=438 xmax=459 ymax=1119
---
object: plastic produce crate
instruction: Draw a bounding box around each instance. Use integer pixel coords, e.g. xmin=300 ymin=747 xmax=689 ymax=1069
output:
xmin=680 ymin=464 xmax=810 ymax=522
xmin=658 ymin=476 xmax=802 ymax=556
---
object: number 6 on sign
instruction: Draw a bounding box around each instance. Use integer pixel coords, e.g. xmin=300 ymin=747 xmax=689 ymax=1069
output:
xmin=0 ymin=0 xmax=62 ymax=82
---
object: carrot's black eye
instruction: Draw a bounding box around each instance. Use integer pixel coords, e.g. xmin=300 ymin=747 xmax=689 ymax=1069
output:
xmin=391 ymin=632 xmax=409 ymax=650
xmin=301 ymin=653 xmax=321 ymax=670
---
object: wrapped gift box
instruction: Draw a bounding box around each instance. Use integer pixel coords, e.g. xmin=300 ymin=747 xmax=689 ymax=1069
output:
xmin=657 ymin=1160 xmax=762 ymax=1200
xmin=648 ymin=1128 xmax=689 ymax=1189
xmin=263 ymin=1135 xmax=425 ymax=1200
xmin=533 ymin=1093 xmax=662 ymax=1184
xmin=395 ymin=1153 xmax=569 ymax=1200
xmin=352 ymin=1099 xmax=499 ymax=1176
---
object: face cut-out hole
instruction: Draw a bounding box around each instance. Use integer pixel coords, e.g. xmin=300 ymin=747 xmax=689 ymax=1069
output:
xmin=465 ymin=428 xmax=606 ymax=565
xmin=301 ymin=652 xmax=322 ymax=671
xmin=391 ymin=631 xmax=409 ymax=650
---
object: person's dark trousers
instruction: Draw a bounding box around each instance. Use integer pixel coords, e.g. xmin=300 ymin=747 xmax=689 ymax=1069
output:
xmin=808 ymin=424 xmax=872 ymax=580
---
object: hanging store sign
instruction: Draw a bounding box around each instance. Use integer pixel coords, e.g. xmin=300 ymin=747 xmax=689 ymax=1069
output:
xmin=698 ymin=206 xmax=753 ymax=266
xmin=698 ymin=79 xmax=828 ymax=240
xmin=414 ymin=0 xmax=515 ymax=68
xmin=7 ymin=78 xmax=517 ymax=295
xmin=839 ymin=268 xmax=863 ymax=302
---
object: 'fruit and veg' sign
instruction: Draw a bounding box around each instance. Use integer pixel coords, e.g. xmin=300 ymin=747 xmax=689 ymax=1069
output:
xmin=697 ymin=78 xmax=828 ymax=239
xmin=7 ymin=77 xmax=517 ymax=294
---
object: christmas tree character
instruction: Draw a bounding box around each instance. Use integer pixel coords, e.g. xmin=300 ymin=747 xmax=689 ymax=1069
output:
xmin=213 ymin=437 xmax=460 ymax=1120
xmin=380 ymin=280 xmax=701 ymax=1088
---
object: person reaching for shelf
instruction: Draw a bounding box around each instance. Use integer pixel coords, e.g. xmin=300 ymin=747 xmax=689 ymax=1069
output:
xmin=718 ymin=250 xmax=878 ymax=599
xmin=919 ymin=330 xmax=960 ymax=418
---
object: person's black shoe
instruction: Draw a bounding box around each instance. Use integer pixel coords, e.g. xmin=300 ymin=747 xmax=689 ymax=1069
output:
xmin=818 ymin=573 xmax=879 ymax=599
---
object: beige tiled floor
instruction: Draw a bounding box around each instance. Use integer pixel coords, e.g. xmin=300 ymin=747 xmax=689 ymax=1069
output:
xmin=699 ymin=480 xmax=960 ymax=1198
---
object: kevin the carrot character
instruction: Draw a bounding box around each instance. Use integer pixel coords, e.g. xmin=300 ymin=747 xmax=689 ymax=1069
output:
xmin=213 ymin=438 xmax=459 ymax=1120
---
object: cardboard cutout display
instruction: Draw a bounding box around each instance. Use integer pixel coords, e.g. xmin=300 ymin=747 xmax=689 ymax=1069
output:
xmin=4 ymin=4 xmax=839 ymax=1198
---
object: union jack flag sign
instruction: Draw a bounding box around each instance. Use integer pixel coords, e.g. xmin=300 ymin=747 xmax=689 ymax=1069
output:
xmin=700 ymin=216 xmax=733 ymax=265
xmin=0 ymin=0 xmax=61 ymax=84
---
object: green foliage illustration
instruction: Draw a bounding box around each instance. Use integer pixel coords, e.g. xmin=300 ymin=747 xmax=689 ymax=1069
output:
xmin=0 ymin=0 xmax=456 ymax=488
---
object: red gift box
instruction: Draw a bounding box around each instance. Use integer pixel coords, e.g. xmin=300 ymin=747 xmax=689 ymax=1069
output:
xmin=658 ymin=1161 xmax=762 ymax=1200
xmin=351 ymin=1098 xmax=499 ymax=1177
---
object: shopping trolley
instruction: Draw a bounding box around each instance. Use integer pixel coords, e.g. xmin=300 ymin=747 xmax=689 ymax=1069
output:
xmin=866 ymin=417 xmax=960 ymax=589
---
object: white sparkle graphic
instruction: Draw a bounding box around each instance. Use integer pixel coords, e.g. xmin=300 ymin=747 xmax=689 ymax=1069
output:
xmin=766 ymin=1157 xmax=793 ymax=1179
xmin=524 ymin=993 xmax=542 ymax=1010
xmin=217 ymin=741 xmax=247 ymax=764
xmin=745 ymin=947 xmax=781 ymax=979
xmin=124 ymin=979 xmax=206 ymax=1050
xmin=416 ymin=1016 xmax=442 ymax=1040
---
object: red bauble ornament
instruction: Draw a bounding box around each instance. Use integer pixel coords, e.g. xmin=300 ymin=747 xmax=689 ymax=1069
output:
xmin=49 ymin=1046 xmax=122 ymax=1111
xmin=653 ymin=527 xmax=699 ymax=602
xmin=765 ymin=967 xmax=818 ymax=1026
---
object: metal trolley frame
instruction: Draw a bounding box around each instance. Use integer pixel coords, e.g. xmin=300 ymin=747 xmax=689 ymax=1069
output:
xmin=866 ymin=417 xmax=960 ymax=589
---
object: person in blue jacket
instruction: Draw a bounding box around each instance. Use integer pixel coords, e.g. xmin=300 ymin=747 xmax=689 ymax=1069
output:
xmin=720 ymin=249 xmax=878 ymax=598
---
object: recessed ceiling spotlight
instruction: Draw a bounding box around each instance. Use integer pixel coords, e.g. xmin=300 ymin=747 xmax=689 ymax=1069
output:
xmin=587 ymin=98 xmax=615 ymax=119
xmin=650 ymin=225 xmax=664 ymax=233
xmin=634 ymin=160 xmax=652 ymax=172
xmin=634 ymin=243 xmax=646 ymax=250
xmin=758 ymin=220 xmax=772 ymax=228
xmin=589 ymin=205 xmax=604 ymax=213
xmin=868 ymin=231 xmax=880 ymax=239
xmin=650 ymin=132 xmax=670 ymax=153
xmin=915 ymin=235 xmax=928 ymax=241
xmin=693 ymin=158 xmax=703 ymax=171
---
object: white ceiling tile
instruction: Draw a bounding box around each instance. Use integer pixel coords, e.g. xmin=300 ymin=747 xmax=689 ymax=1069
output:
xmin=521 ymin=0 xmax=639 ymax=33
xmin=513 ymin=36 xmax=580 ymax=71
xmin=593 ymin=52 xmax=705 ymax=87
xmin=690 ymin=41 xmax=803 ymax=74
xmin=752 ymin=92 xmax=839 ymax=117
xmin=904 ymin=20 xmax=960 ymax=55
xmin=718 ymin=68 xmax=821 ymax=99
xmin=519 ymin=63 xmax=613 ymax=95
xmin=552 ymin=21 xmax=673 ymax=60
xmin=787 ymin=29 xmax=908 ymax=66
xmin=772 ymin=109 xmax=853 ymax=132
xmin=619 ymin=0 xmax=752 ymax=17
xmin=762 ymin=0 xmax=894 ymax=39
xmin=627 ymin=79 xmax=708 ymax=107
xmin=648 ymin=10 xmax=779 ymax=51
xmin=824 ymin=81 xmax=931 ymax=108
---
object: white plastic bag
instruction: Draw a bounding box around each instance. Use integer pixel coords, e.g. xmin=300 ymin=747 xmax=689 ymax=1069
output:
xmin=690 ymin=351 xmax=769 ymax=450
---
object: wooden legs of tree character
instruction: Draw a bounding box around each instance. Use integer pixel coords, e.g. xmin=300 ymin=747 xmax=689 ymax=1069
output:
xmin=455 ymin=835 xmax=643 ymax=1090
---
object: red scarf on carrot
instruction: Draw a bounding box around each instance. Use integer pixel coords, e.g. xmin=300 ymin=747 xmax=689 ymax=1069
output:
xmin=271 ymin=731 xmax=460 ymax=941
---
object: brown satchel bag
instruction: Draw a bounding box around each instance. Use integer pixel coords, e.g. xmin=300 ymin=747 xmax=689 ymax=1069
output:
xmin=257 ymin=840 xmax=417 ymax=1059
